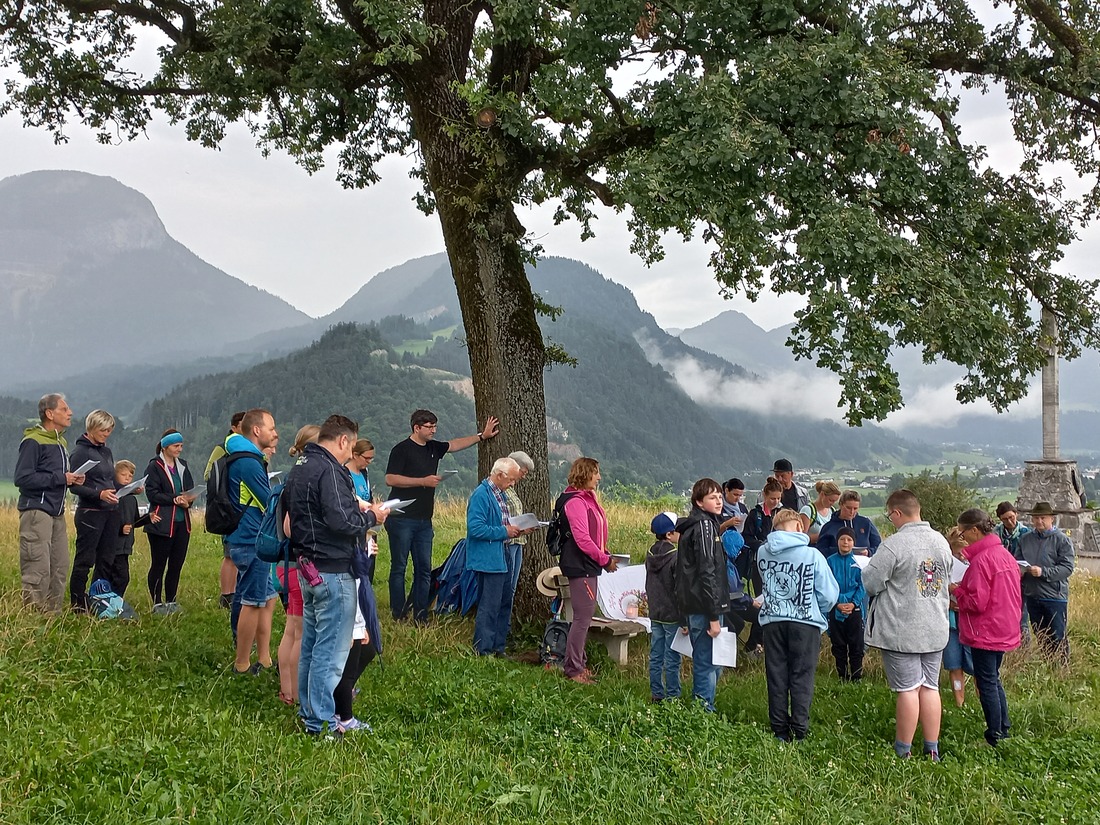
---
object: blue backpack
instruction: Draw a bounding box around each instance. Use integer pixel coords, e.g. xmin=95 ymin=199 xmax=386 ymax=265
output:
xmin=256 ymin=482 xmax=290 ymax=564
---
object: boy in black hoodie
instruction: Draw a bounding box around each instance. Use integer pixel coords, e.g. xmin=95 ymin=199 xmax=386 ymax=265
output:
xmin=112 ymin=460 xmax=142 ymax=598
xmin=675 ymin=479 xmax=731 ymax=712
xmin=646 ymin=511 xmax=681 ymax=702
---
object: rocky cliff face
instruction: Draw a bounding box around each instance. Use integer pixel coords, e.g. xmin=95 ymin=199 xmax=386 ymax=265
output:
xmin=0 ymin=170 xmax=310 ymax=387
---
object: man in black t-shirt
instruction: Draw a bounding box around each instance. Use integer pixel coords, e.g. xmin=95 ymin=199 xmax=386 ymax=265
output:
xmin=385 ymin=408 xmax=499 ymax=621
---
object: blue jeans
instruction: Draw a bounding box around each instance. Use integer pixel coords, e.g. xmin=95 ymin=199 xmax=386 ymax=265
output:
xmin=505 ymin=543 xmax=523 ymax=595
xmin=299 ymin=572 xmax=356 ymax=734
xmin=649 ymin=621 xmax=682 ymax=700
xmin=686 ymin=614 xmax=719 ymax=711
xmin=473 ymin=570 xmax=512 ymax=655
xmin=970 ymin=647 xmax=1010 ymax=741
xmin=1026 ymin=598 xmax=1069 ymax=664
xmin=942 ymin=627 xmax=974 ymax=674
xmin=386 ymin=518 xmax=434 ymax=621
xmin=230 ymin=545 xmax=276 ymax=607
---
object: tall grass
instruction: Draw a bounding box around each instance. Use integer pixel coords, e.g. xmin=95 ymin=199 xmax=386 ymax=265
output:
xmin=0 ymin=504 xmax=1098 ymax=824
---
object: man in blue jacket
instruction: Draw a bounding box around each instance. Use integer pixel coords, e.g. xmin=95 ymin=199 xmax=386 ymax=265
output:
xmin=227 ymin=408 xmax=280 ymax=675
xmin=15 ymin=393 xmax=85 ymax=612
xmin=465 ymin=457 xmax=524 ymax=656
xmin=285 ymin=414 xmax=388 ymax=737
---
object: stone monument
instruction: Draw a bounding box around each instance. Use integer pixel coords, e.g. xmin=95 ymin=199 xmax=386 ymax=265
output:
xmin=1017 ymin=309 xmax=1100 ymax=573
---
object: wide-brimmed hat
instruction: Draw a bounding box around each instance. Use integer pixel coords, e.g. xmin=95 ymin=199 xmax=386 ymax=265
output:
xmin=1028 ymin=501 xmax=1057 ymax=516
xmin=536 ymin=566 xmax=564 ymax=598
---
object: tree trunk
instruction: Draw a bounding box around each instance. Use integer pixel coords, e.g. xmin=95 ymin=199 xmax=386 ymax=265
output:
xmin=433 ymin=195 xmax=556 ymax=624
xmin=407 ymin=74 xmax=556 ymax=623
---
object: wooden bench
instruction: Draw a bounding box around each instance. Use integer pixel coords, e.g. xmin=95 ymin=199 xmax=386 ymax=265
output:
xmin=540 ymin=569 xmax=647 ymax=665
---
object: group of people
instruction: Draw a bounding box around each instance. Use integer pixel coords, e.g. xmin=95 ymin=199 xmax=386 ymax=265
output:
xmin=15 ymin=397 xmax=1079 ymax=748
xmin=635 ymin=458 xmax=1077 ymax=756
xmin=14 ymin=394 xmax=503 ymax=738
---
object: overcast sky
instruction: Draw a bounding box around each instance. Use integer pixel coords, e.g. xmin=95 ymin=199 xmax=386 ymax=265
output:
xmin=2 ymin=75 xmax=1097 ymax=430
xmin=3 ymin=79 xmax=1096 ymax=334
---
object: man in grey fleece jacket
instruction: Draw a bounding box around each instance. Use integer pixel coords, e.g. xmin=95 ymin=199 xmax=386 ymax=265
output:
xmin=863 ymin=489 xmax=952 ymax=760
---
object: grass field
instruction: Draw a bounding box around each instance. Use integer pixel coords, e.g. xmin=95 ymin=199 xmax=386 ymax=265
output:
xmin=1 ymin=501 xmax=1098 ymax=824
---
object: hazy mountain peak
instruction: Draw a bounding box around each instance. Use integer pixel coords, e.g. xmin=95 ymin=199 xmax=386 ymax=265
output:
xmin=0 ymin=170 xmax=168 ymax=253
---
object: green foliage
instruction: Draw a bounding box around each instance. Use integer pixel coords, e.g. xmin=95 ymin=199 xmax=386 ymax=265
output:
xmin=3 ymin=0 xmax=1099 ymax=425
xmin=900 ymin=470 xmax=979 ymax=533
xmin=1 ymin=504 xmax=1100 ymax=824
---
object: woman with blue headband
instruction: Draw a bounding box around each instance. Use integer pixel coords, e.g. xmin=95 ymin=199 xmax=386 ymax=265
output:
xmin=143 ymin=429 xmax=197 ymax=614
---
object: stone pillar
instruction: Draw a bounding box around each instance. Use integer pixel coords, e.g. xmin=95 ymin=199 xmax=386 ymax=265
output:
xmin=1017 ymin=459 xmax=1100 ymax=575
xmin=1016 ymin=307 xmax=1100 ymax=573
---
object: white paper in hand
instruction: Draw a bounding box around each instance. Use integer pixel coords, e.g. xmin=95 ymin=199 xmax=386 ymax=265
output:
xmin=507 ymin=513 xmax=541 ymax=530
xmin=670 ymin=627 xmax=737 ymax=668
xmin=950 ymin=557 xmax=969 ymax=585
xmin=72 ymin=459 xmax=99 ymax=475
xmin=380 ymin=498 xmax=417 ymax=513
xmin=114 ymin=475 xmax=147 ymax=498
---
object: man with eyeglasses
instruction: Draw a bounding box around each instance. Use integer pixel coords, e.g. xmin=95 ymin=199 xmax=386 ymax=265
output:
xmin=385 ymin=408 xmax=499 ymax=622
xmin=862 ymin=489 xmax=952 ymax=761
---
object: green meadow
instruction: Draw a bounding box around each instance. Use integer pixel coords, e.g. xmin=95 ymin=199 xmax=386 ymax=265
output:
xmin=0 ymin=501 xmax=1098 ymax=824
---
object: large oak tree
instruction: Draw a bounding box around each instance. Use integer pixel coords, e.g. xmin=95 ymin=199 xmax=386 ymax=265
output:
xmin=4 ymin=0 xmax=1099 ymax=617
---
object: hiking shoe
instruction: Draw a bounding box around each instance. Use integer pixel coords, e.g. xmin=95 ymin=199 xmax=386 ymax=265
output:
xmin=164 ymin=602 xmax=182 ymax=615
xmin=337 ymin=717 xmax=372 ymax=733
xmin=151 ymin=603 xmax=169 ymax=615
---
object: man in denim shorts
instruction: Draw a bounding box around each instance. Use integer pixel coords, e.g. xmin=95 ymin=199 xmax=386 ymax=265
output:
xmin=225 ymin=409 xmax=280 ymax=675
xmin=863 ymin=489 xmax=952 ymax=761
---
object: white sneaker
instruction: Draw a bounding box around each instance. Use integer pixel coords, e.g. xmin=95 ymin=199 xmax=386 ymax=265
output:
xmin=337 ymin=717 xmax=372 ymax=733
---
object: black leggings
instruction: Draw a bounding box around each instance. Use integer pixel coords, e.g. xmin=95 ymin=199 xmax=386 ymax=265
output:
xmin=334 ymin=638 xmax=377 ymax=721
xmin=71 ymin=508 xmax=121 ymax=606
xmin=147 ymin=530 xmax=190 ymax=604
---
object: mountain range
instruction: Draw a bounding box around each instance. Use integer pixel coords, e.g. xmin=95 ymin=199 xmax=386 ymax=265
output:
xmin=0 ymin=170 xmax=941 ymax=490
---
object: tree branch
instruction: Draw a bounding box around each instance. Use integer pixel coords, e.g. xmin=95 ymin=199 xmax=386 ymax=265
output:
xmin=1022 ymin=0 xmax=1086 ymax=63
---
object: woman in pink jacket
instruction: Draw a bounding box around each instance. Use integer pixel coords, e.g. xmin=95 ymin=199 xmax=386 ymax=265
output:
xmin=556 ymin=457 xmax=618 ymax=684
xmin=951 ymin=508 xmax=1023 ymax=747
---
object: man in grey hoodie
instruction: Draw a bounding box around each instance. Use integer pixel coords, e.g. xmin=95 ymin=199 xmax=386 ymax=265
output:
xmin=863 ymin=489 xmax=951 ymax=761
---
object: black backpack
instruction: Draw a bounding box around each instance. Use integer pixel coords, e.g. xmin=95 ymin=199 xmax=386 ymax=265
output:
xmin=539 ymin=619 xmax=571 ymax=667
xmin=204 ymin=452 xmax=263 ymax=535
xmin=545 ymin=491 xmax=576 ymax=558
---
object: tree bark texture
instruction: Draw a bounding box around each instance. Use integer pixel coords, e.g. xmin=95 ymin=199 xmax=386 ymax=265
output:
xmin=404 ymin=52 xmax=556 ymax=623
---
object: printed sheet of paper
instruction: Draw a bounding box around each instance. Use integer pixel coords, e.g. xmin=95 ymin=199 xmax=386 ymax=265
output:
xmin=182 ymin=484 xmax=205 ymax=498
xmin=380 ymin=498 xmax=417 ymax=513
xmin=852 ymin=554 xmax=871 ymax=570
xmin=950 ymin=557 xmax=970 ymax=585
xmin=671 ymin=628 xmax=738 ymax=668
xmin=72 ymin=459 xmax=99 ymax=475
xmin=507 ymin=513 xmax=542 ymax=530
xmin=114 ymin=475 xmax=147 ymax=498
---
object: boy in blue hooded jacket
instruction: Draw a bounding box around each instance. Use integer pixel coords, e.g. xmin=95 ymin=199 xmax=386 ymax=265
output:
xmin=825 ymin=527 xmax=867 ymax=681
xmin=757 ymin=508 xmax=839 ymax=741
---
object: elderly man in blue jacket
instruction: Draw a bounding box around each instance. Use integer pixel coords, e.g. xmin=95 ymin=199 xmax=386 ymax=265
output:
xmin=465 ymin=457 xmax=527 ymax=656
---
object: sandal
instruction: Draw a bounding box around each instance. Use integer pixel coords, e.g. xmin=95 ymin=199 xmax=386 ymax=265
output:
xmin=278 ymin=691 xmax=297 ymax=706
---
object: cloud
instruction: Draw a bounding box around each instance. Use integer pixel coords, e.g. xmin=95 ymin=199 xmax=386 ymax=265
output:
xmin=881 ymin=381 xmax=1042 ymax=430
xmin=635 ymin=336 xmax=848 ymax=422
xmin=639 ymin=330 xmax=1048 ymax=431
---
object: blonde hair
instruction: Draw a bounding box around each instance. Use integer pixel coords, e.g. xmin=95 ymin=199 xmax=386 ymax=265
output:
xmin=289 ymin=424 xmax=320 ymax=457
xmin=85 ymin=409 xmax=116 ymax=433
xmin=115 ymin=459 xmax=136 ymax=475
xmin=353 ymin=438 xmax=375 ymax=456
xmin=814 ymin=480 xmax=840 ymax=498
xmin=772 ymin=508 xmax=803 ymax=531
